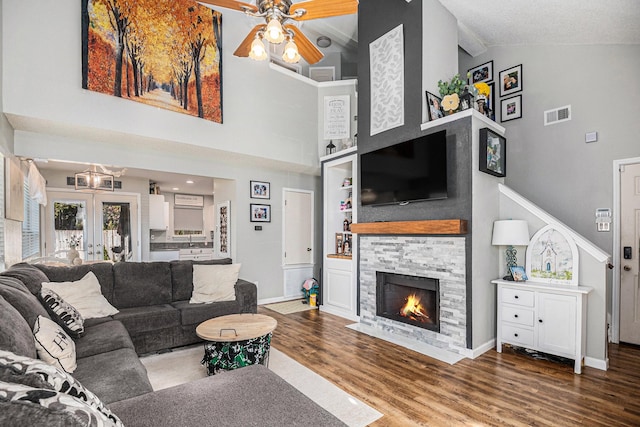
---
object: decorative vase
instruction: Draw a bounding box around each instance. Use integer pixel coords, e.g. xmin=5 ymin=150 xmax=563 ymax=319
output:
xmin=67 ymin=247 xmax=79 ymax=262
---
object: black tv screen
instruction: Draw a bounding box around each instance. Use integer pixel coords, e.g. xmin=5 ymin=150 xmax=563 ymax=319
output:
xmin=360 ymin=130 xmax=448 ymax=206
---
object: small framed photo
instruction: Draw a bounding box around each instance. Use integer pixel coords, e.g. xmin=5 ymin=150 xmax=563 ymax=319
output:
xmin=425 ymin=91 xmax=444 ymax=121
xmin=250 ymin=180 xmax=270 ymax=199
xmin=500 ymin=95 xmax=522 ymax=122
xmin=510 ymin=266 xmax=528 ymax=282
xmin=486 ymin=82 xmax=496 ymax=121
xmin=250 ymin=204 xmax=271 ymax=222
xmin=468 ymin=60 xmax=493 ymax=84
xmin=499 ymin=64 xmax=522 ymax=97
xmin=479 ymin=127 xmax=506 ymax=177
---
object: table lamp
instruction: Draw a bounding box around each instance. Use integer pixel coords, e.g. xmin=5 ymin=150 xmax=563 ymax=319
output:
xmin=492 ymin=220 xmax=530 ymax=280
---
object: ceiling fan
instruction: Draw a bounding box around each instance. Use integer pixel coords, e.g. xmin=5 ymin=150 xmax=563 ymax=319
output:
xmin=197 ymin=0 xmax=359 ymax=64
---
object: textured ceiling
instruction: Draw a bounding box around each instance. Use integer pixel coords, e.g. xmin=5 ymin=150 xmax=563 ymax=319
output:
xmin=442 ymin=0 xmax=640 ymax=56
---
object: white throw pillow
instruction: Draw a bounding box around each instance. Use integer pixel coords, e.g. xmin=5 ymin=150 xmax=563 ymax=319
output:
xmin=33 ymin=316 xmax=77 ymax=373
xmin=41 ymin=271 xmax=119 ymax=319
xmin=190 ymin=264 xmax=241 ymax=304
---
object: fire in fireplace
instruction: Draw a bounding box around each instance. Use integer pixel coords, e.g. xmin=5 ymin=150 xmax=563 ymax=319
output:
xmin=376 ymin=272 xmax=440 ymax=332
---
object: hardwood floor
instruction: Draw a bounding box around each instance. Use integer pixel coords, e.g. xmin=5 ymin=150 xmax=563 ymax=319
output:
xmin=259 ymin=305 xmax=640 ymax=426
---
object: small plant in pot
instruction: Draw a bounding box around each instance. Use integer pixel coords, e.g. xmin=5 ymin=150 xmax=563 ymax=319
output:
xmin=437 ymin=74 xmax=468 ymax=114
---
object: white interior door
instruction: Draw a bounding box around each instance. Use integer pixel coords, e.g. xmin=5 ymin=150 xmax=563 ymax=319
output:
xmin=45 ymin=190 xmax=139 ymax=263
xmin=620 ymin=163 xmax=640 ymax=344
xmin=283 ymin=189 xmax=313 ymax=265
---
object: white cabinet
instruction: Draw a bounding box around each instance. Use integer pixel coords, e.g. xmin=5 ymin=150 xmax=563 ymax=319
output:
xmin=179 ymin=248 xmax=215 ymax=261
xmin=149 ymin=194 xmax=169 ymax=230
xmin=321 ymin=150 xmax=358 ymax=321
xmin=494 ymin=280 xmax=592 ymax=374
xmin=149 ymin=251 xmax=179 ymax=262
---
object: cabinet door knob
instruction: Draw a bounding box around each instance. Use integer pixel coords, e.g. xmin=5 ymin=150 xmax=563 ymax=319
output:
xmin=514 ymin=295 xmax=519 ymax=299
xmin=514 ymin=314 xmax=519 ymax=318
xmin=514 ymin=333 xmax=519 ymax=337
xmin=538 ymin=319 xmax=543 ymax=323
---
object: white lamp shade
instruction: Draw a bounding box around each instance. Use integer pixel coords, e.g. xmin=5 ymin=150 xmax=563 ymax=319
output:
xmin=491 ymin=220 xmax=530 ymax=246
xmin=282 ymin=39 xmax=301 ymax=63
xmin=249 ymin=38 xmax=267 ymax=61
xmin=264 ymin=19 xmax=285 ymax=44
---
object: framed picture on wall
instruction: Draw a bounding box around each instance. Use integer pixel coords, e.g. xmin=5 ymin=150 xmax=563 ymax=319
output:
xmin=216 ymin=201 xmax=230 ymax=258
xmin=500 ymin=95 xmax=522 ymax=122
xmin=250 ymin=180 xmax=270 ymax=199
xmin=468 ymin=60 xmax=494 ymax=84
xmin=250 ymin=204 xmax=271 ymax=222
xmin=425 ymin=91 xmax=444 ymax=121
xmin=499 ymin=64 xmax=523 ymax=97
xmin=479 ymin=127 xmax=506 ymax=177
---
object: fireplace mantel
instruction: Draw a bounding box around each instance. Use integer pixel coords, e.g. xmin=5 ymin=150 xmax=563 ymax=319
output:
xmin=350 ymin=219 xmax=467 ymax=235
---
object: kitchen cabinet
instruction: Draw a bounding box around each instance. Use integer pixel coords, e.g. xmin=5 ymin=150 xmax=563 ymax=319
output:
xmin=493 ymin=279 xmax=592 ymax=374
xmin=179 ymin=248 xmax=215 ymax=261
xmin=149 ymin=250 xmax=179 ymax=262
xmin=149 ymin=194 xmax=169 ymax=230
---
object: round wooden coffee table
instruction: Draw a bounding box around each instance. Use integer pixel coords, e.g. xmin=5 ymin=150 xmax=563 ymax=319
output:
xmin=196 ymin=313 xmax=277 ymax=375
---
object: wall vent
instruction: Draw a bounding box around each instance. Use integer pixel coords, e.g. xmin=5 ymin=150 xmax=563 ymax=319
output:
xmin=544 ymin=105 xmax=571 ymax=126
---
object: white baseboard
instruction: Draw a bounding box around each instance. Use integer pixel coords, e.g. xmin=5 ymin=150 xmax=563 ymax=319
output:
xmin=464 ymin=339 xmax=495 ymax=359
xmin=258 ymin=296 xmax=302 ymax=305
xmin=585 ymin=356 xmax=608 ymax=371
xmin=319 ymin=305 xmax=360 ymax=322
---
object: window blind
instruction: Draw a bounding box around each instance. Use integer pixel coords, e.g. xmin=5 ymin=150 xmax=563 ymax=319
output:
xmin=22 ymin=177 xmax=40 ymax=259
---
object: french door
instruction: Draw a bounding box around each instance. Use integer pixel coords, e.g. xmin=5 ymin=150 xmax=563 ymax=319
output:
xmin=45 ymin=190 xmax=139 ymax=262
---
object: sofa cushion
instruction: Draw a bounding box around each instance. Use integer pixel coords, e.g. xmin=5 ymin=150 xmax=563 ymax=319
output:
xmin=0 ymin=295 xmax=37 ymax=359
xmin=0 ymin=380 xmax=119 ymax=427
xmin=34 ymin=263 xmax=116 ymax=303
xmin=113 ymin=305 xmax=180 ymax=335
xmin=39 ymin=288 xmax=85 ymax=338
xmin=170 ymin=258 xmax=232 ymax=301
xmin=190 ymin=263 xmax=240 ymax=304
xmin=113 ymin=262 xmax=172 ymax=308
xmin=75 ymin=320 xmax=135 ymax=360
xmin=33 ymin=316 xmax=77 ymax=374
xmin=0 ymin=276 xmax=50 ymax=328
xmin=0 ymin=349 xmax=123 ymax=426
xmin=0 ymin=263 xmax=50 ymax=294
xmin=42 ymin=272 xmax=119 ymax=319
xmin=73 ymin=348 xmax=153 ymax=405
xmin=172 ymin=300 xmax=239 ymax=326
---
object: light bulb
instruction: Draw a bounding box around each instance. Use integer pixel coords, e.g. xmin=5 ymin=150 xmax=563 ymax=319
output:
xmin=264 ymin=19 xmax=285 ymax=44
xmin=282 ymin=39 xmax=301 ymax=63
xmin=249 ymin=37 xmax=267 ymax=61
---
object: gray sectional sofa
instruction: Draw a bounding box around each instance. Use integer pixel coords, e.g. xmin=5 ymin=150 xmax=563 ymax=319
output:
xmin=0 ymin=260 xmax=346 ymax=426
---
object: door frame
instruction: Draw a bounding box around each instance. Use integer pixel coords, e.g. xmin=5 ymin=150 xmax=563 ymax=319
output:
xmin=44 ymin=187 xmax=142 ymax=262
xmin=611 ymin=156 xmax=640 ymax=343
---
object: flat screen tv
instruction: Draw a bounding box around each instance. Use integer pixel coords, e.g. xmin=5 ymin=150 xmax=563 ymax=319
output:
xmin=360 ymin=130 xmax=448 ymax=206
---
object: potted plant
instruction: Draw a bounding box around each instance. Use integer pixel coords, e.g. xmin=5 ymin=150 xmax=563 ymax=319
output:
xmin=437 ymin=74 xmax=468 ymax=114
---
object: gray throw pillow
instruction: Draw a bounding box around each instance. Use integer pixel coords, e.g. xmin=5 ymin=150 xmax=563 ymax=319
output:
xmin=0 ymin=349 xmax=123 ymax=426
xmin=39 ymin=288 xmax=85 ymax=338
xmin=0 ymin=276 xmax=50 ymax=328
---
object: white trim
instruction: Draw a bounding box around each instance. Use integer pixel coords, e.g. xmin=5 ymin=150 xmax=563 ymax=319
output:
xmin=465 ymin=339 xmax=495 ymax=359
xmin=319 ymin=146 xmax=357 ymax=163
xmin=611 ymin=156 xmax=640 ymax=344
xmin=420 ymin=108 xmax=506 ymax=136
xmin=584 ymin=356 xmax=609 ymax=371
xmin=258 ymin=296 xmax=301 ymax=305
xmin=499 ymin=184 xmax=611 ymax=263
xmin=268 ymin=62 xmax=357 ymax=89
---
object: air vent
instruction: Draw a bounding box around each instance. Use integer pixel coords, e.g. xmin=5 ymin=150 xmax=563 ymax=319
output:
xmin=544 ymin=105 xmax=571 ymax=126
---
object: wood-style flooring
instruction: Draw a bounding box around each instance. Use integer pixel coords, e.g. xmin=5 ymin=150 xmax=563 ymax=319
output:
xmin=259 ymin=305 xmax=640 ymax=427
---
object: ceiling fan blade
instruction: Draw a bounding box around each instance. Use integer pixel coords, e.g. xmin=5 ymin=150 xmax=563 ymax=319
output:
xmin=289 ymin=0 xmax=358 ymax=21
xmin=197 ymin=0 xmax=258 ymax=13
xmin=233 ymin=25 xmax=265 ymax=57
xmin=285 ymin=25 xmax=323 ymax=64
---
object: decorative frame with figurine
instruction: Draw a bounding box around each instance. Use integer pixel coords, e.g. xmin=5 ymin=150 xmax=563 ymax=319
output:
xmin=479 ymin=127 xmax=506 ymax=177
xmin=335 ymin=233 xmax=344 ymax=255
xmin=509 ymin=266 xmax=528 ymax=282
xmin=250 ymin=204 xmax=271 ymax=222
xmin=499 ymin=64 xmax=522 ymax=97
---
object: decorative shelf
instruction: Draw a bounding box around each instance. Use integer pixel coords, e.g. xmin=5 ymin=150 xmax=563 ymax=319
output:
xmin=340 ymin=185 xmax=353 ymax=191
xmin=327 ymin=254 xmax=352 ymax=260
xmin=339 ymin=208 xmax=353 ymax=213
xmin=350 ymin=219 xmax=468 ymax=235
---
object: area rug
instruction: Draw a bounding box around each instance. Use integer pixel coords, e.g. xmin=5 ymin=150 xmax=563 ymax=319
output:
xmin=140 ymin=345 xmax=382 ymax=427
xmin=262 ymin=299 xmax=317 ymax=315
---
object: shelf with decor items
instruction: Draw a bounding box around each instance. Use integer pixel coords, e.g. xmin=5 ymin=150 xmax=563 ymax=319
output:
xmin=492 ymin=279 xmax=592 ymax=374
xmin=322 ymin=152 xmax=358 ymax=321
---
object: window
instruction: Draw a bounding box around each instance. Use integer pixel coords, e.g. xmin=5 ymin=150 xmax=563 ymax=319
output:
xmin=173 ymin=207 xmax=203 ymax=235
xmin=0 ymin=155 xmax=4 ymax=266
xmin=22 ymin=177 xmax=40 ymax=259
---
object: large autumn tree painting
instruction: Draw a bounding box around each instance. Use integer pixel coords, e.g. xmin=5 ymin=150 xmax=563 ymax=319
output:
xmin=81 ymin=0 xmax=223 ymax=123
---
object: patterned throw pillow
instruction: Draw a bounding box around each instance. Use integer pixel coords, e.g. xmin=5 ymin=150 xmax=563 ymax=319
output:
xmin=33 ymin=316 xmax=77 ymax=373
xmin=39 ymin=288 xmax=85 ymax=338
xmin=0 ymin=349 xmax=123 ymax=426
xmin=0 ymin=380 xmax=118 ymax=427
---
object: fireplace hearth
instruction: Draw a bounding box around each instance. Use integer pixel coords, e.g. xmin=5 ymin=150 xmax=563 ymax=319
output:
xmin=376 ymin=271 xmax=440 ymax=333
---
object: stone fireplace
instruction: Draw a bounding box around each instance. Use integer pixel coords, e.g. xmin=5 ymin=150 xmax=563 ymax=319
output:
xmin=359 ymin=234 xmax=467 ymax=354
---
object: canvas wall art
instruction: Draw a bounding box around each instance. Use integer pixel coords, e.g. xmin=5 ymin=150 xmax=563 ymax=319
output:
xmin=81 ymin=0 xmax=223 ymax=123
xmin=526 ymin=224 xmax=579 ymax=285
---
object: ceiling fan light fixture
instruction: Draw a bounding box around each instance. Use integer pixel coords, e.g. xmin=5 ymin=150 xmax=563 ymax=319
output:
xmin=264 ymin=18 xmax=285 ymax=44
xmin=282 ymin=38 xmax=301 ymax=63
xmin=249 ymin=36 xmax=268 ymax=61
